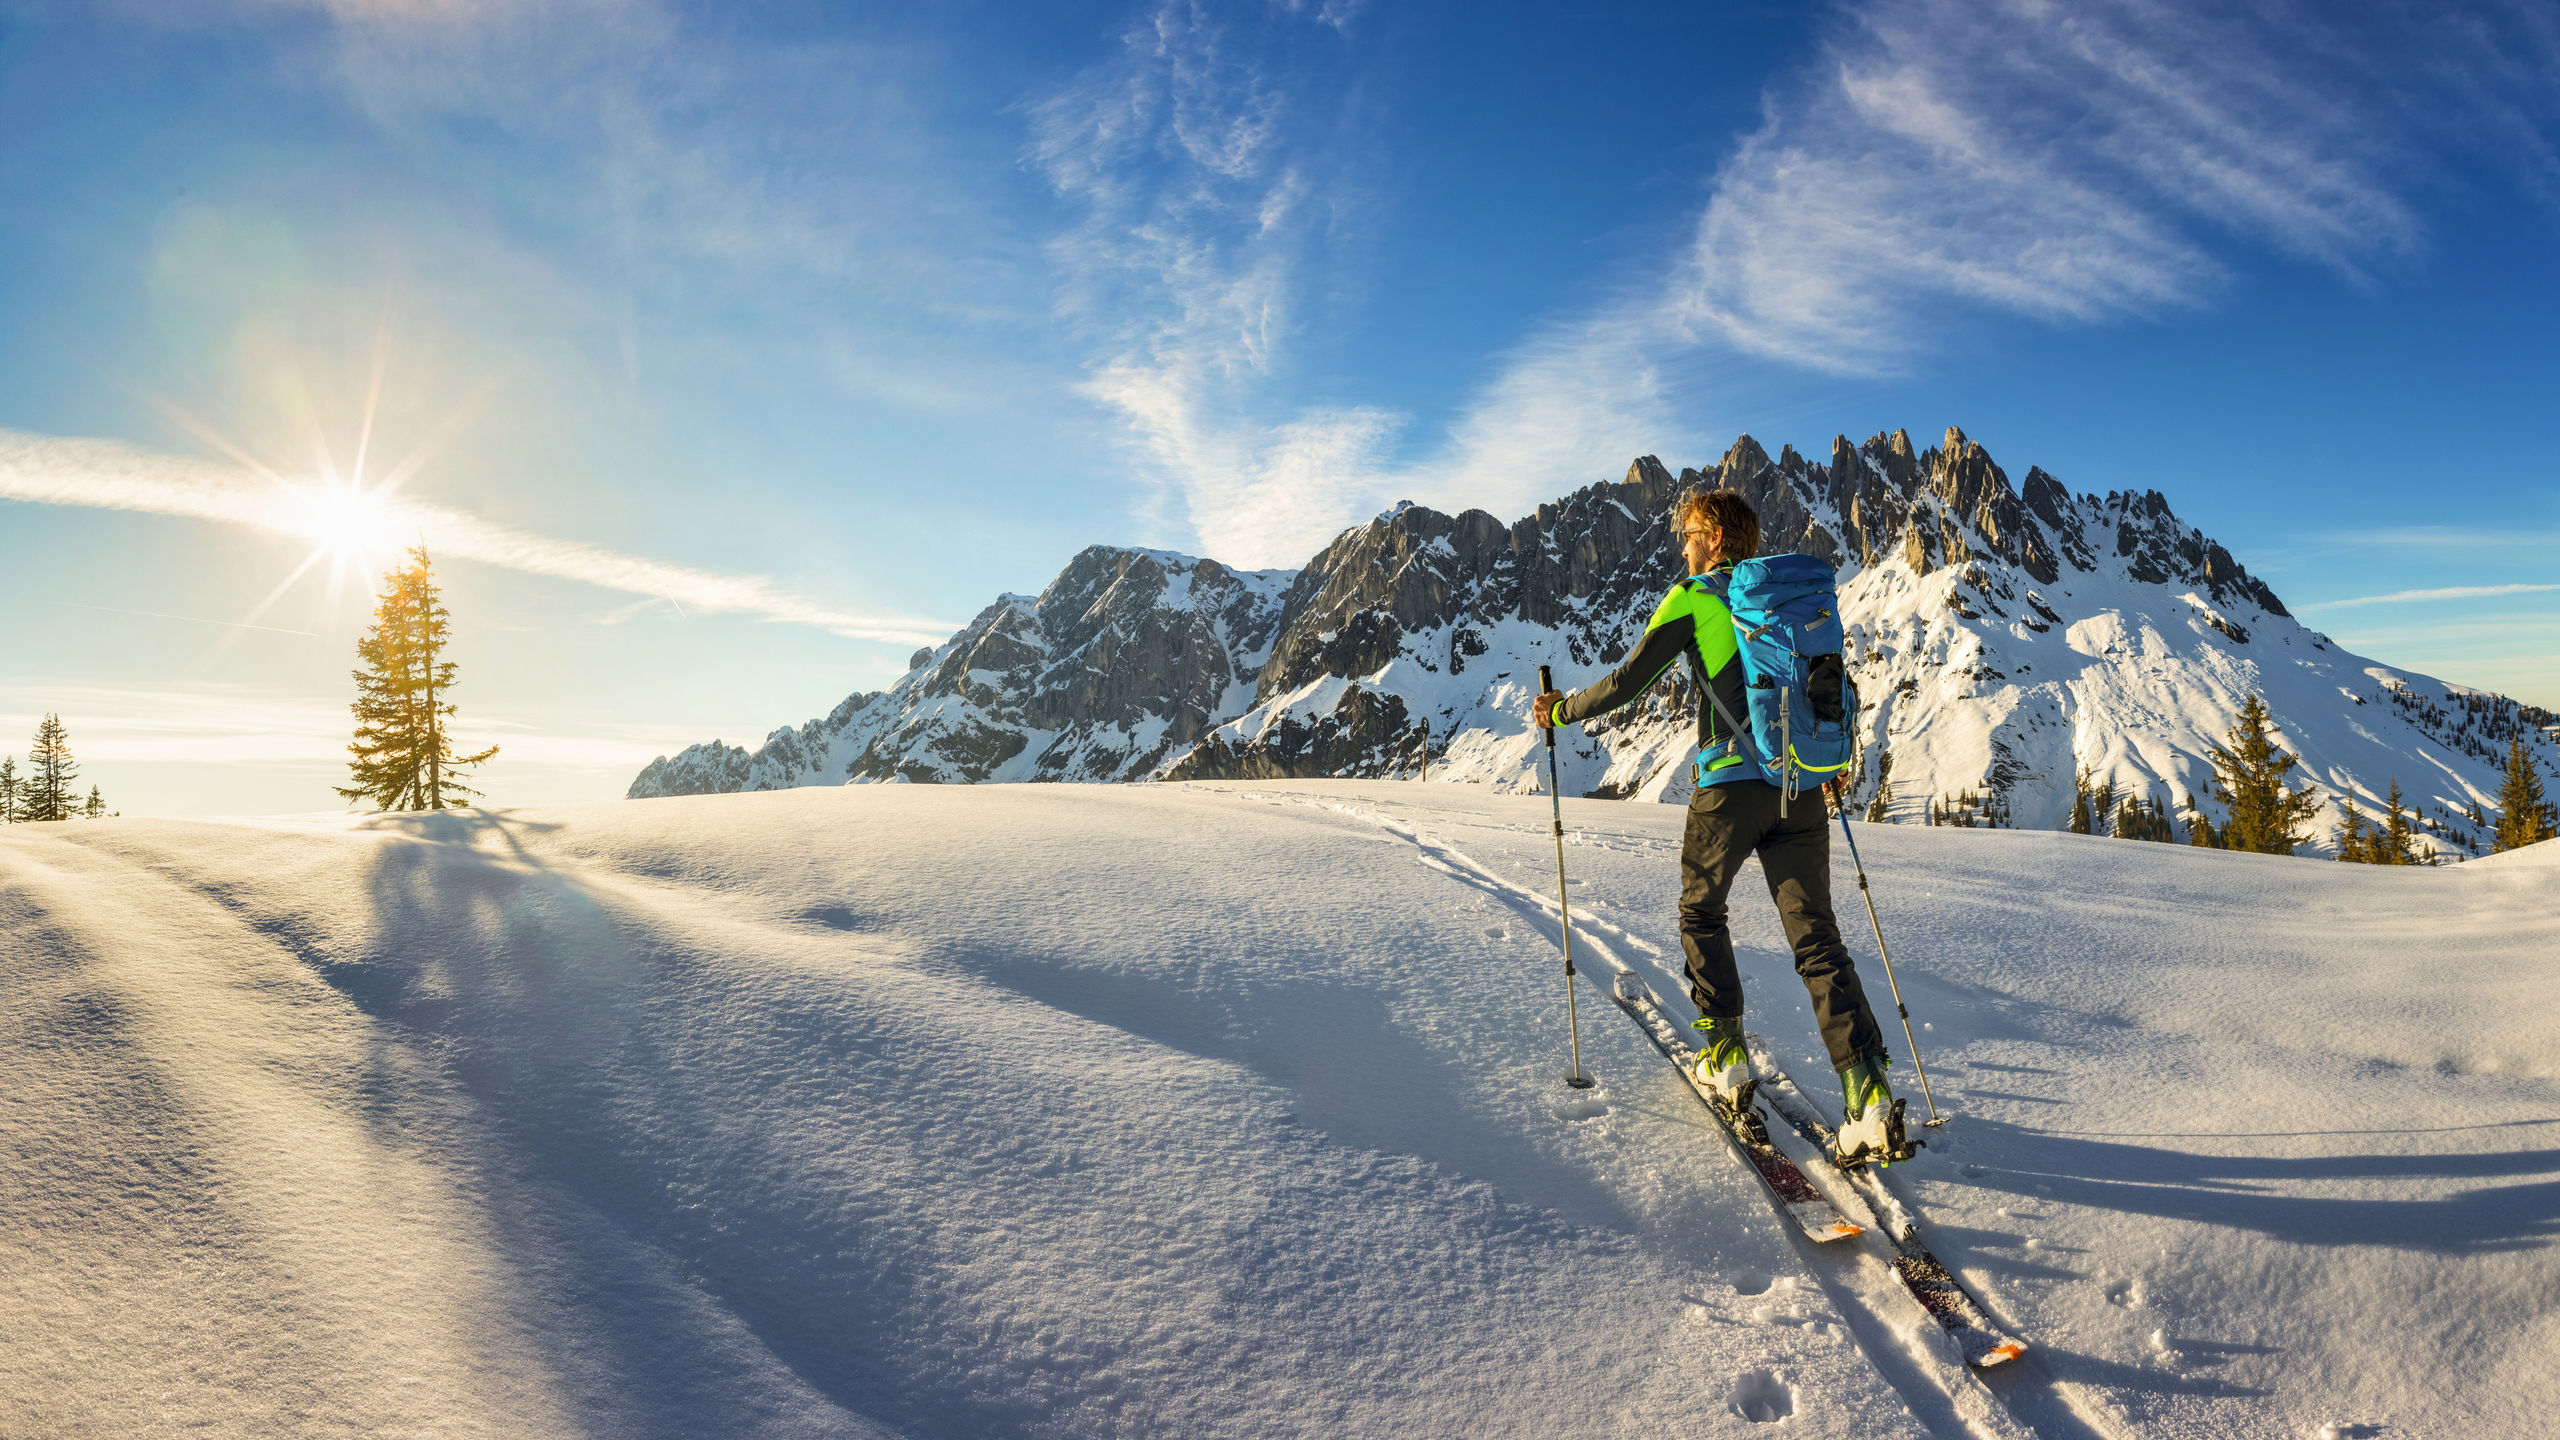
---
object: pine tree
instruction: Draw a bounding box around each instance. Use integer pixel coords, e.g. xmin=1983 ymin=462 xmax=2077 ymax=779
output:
xmin=2492 ymin=736 xmax=2558 ymax=853
xmin=0 ymin=755 xmax=16 ymax=823
xmin=2335 ymin=792 xmax=2370 ymax=863
xmin=81 ymin=786 xmax=106 ymax=821
xmin=2203 ymin=693 xmax=2321 ymax=856
xmin=1866 ymin=750 xmax=1894 ymax=823
xmin=21 ymin=714 xmax=79 ymax=823
xmin=2090 ymin=775 xmax=2118 ymax=836
xmin=2378 ymin=780 xmax=2417 ymax=866
xmin=336 ymin=546 xmax=500 ymax=811
xmin=2069 ymin=766 xmax=2093 ymax=834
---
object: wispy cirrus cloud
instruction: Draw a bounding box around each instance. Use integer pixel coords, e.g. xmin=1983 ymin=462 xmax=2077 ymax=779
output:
xmin=1043 ymin=0 xmax=2559 ymax=567
xmin=0 ymin=428 xmax=957 ymax=645
xmin=1032 ymin=0 xmax=1427 ymax=567
xmin=2300 ymin=583 xmax=2560 ymax=613
xmin=1663 ymin=0 xmax=2478 ymax=373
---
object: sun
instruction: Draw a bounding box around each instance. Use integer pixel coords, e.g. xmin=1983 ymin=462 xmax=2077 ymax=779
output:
xmin=279 ymin=479 xmax=407 ymax=564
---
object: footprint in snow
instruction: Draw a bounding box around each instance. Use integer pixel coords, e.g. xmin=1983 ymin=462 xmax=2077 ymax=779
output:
xmin=1729 ymin=1370 xmax=1795 ymax=1423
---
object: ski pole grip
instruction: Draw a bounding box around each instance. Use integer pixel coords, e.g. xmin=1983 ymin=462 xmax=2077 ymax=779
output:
xmin=1536 ymin=665 xmax=1557 ymax=747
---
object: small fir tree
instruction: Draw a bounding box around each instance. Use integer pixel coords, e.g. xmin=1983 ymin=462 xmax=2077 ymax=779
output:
xmin=337 ymin=546 xmax=500 ymax=811
xmin=2204 ymin=693 xmax=2321 ymax=855
xmin=1866 ymin=750 xmax=1894 ymax=823
xmin=2378 ymin=780 xmax=2418 ymax=865
xmin=2182 ymin=791 xmax=2216 ymax=848
xmin=2334 ymin=793 xmax=2371 ymax=863
xmin=81 ymin=786 xmax=106 ymax=821
xmin=2492 ymin=736 xmax=2558 ymax=853
xmin=2069 ymin=766 xmax=2093 ymax=834
xmin=21 ymin=713 xmax=79 ymax=823
xmin=0 ymin=755 xmax=16 ymax=823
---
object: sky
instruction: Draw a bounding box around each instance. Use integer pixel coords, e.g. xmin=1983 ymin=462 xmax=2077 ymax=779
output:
xmin=1 ymin=0 xmax=2554 ymax=817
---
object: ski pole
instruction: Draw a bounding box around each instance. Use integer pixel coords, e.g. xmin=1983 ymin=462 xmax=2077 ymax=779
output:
xmin=1537 ymin=665 xmax=1595 ymax=1091
xmin=1834 ymin=802 xmax=1945 ymax=1127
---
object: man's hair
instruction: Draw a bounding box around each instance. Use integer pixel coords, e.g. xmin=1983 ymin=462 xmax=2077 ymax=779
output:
xmin=1673 ymin=488 xmax=1760 ymax=563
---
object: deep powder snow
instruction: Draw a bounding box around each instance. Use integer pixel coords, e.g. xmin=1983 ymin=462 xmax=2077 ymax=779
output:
xmin=3 ymin=784 xmax=2554 ymax=1438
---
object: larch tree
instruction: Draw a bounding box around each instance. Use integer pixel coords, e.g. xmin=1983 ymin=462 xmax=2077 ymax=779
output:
xmin=336 ymin=546 xmax=499 ymax=812
xmin=2492 ymin=736 xmax=2558 ymax=853
xmin=21 ymin=713 xmax=79 ymax=823
xmin=2203 ymin=693 xmax=2321 ymax=856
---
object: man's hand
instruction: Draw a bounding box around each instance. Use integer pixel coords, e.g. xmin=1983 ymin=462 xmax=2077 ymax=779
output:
xmin=1825 ymin=776 xmax=1851 ymax=813
xmin=1531 ymin=690 xmax=1564 ymax=730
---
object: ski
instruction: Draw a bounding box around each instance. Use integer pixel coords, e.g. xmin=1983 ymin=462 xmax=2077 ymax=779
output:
xmin=1752 ymin=1050 xmax=2029 ymax=1369
xmin=1605 ymin=973 xmax=1862 ymax=1244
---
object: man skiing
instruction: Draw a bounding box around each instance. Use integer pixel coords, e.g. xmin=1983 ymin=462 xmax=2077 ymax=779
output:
xmin=1531 ymin=488 xmax=1905 ymax=1164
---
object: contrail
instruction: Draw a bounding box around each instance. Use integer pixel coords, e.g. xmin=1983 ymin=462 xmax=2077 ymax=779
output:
xmin=0 ymin=427 xmax=958 ymax=646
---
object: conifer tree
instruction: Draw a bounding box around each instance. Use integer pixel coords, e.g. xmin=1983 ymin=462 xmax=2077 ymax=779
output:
xmin=1866 ymin=750 xmax=1894 ymax=823
xmin=2182 ymin=791 xmax=2215 ymax=847
xmin=21 ymin=714 xmax=79 ymax=823
xmin=2334 ymin=793 xmax=2370 ymax=863
xmin=2203 ymin=693 xmax=2320 ymax=855
xmin=0 ymin=755 xmax=16 ymax=823
xmin=2069 ymin=766 xmax=2093 ymax=834
xmin=81 ymin=786 xmax=106 ymax=821
xmin=336 ymin=546 xmax=500 ymax=811
xmin=2378 ymin=780 xmax=2417 ymax=865
xmin=2492 ymin=736 xmax=2558 ymax=852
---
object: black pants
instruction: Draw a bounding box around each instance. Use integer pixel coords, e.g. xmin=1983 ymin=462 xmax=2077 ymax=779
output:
xmin=1680 ymin=780 xmax=1885 ymax=1072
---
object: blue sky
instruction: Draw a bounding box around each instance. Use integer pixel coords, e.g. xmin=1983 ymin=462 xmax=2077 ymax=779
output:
xmin=1 ymin=0 xmax=2554 ymax=815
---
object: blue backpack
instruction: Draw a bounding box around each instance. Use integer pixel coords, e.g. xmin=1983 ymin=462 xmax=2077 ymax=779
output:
xmin=1701 ymin=554 xmax=1859 ymax=812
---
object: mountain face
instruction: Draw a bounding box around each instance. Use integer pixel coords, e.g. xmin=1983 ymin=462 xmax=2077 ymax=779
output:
xmin=631 ymin=427 xmax=2557 ymax=859
xmin=627 ymin=547 xmax=1291 ymax=796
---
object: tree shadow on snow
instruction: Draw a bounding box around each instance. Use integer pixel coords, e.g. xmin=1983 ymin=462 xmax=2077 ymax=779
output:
xmin=316 ymin=822 xmax=928 ymax=1439
xmin=1955 ymin=1118 xmax=2560 ymax=1253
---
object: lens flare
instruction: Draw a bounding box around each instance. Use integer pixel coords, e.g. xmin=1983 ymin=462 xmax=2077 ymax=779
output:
xmin=277 ymin=480 xmax=406 ymax=563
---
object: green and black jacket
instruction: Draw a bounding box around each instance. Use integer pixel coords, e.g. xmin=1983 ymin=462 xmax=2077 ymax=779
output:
xmin=1552 ymin=566 xmax=1768 ymax=790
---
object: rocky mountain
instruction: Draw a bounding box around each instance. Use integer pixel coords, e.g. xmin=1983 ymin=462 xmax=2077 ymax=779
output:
xmin=631 ymin=427 xmax=2558 ymax=859
xmin=627 ymin=547 xmax=1291 ymax=795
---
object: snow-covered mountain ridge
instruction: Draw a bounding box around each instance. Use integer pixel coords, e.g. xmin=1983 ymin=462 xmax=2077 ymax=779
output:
xmin=629 ymin=427 xmax=2556 ymax=857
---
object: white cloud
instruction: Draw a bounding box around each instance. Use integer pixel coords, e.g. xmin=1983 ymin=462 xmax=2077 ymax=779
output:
xmin=1033 ymin=0 xmax=1411 ymax=567
xmin=1036 ymin=0 xmax=2560 ymax=571
xmin=2300 ymin=583 xmax=2560 ymax=613
xmin=1667 ymin=0 xmax=2436 ymax=373
xmin=0 ymin=428 xmax=957 ymax=645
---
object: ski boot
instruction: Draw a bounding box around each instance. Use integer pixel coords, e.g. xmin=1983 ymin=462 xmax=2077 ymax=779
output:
xmin=1690 ymin=1014 xmax=1756 ymax=1109
xmin=1832 ymin=1053 xmax=1921 ymax=1168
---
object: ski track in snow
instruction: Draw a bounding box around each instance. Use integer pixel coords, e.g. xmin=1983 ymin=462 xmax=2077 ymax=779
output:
xmin=4 ymin=782 xmax=2556 ymax=1439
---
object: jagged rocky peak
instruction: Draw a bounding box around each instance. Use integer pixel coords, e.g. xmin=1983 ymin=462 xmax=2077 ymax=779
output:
xmin=633 ymin=422 xmax=2341 ymax=817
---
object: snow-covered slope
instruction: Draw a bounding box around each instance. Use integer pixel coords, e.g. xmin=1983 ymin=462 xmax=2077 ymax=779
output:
xmin=631 ymin=430 xmax=2559 ymax=859
xmin=6 ymin=787 xmax=2554 ymax=1438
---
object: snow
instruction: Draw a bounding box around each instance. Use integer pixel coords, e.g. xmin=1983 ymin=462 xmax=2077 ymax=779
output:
xmin=5 ymin=784 xmax=2556 ymax=1438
